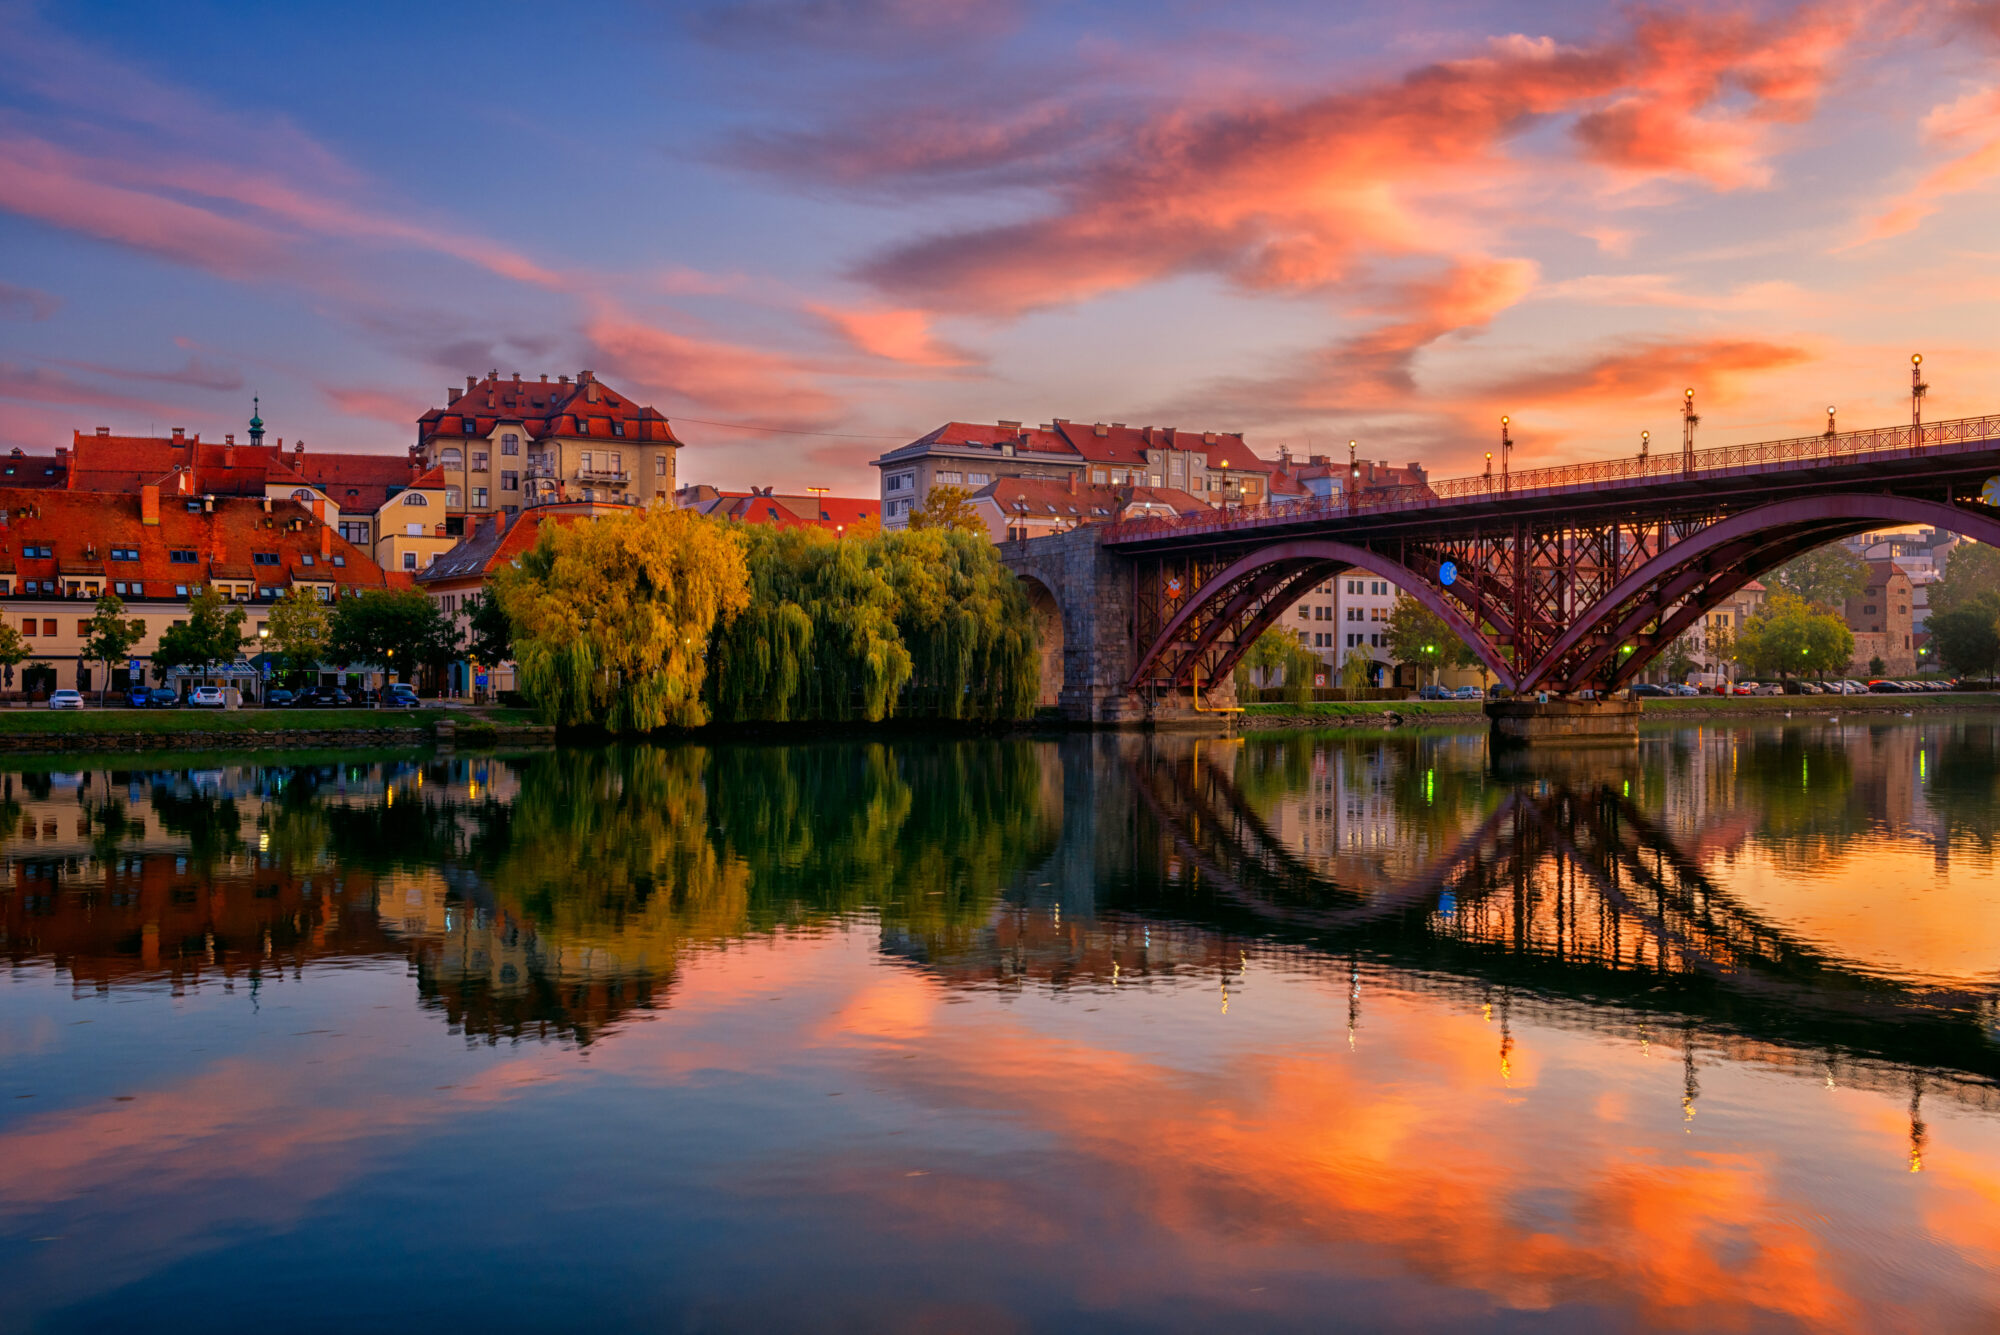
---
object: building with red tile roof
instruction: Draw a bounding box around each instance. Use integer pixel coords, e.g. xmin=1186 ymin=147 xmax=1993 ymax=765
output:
xmin=971 ymin=475 xmax=1208 ymax=544
xmin=873 ymin=416 xmax=1324 ymax=532
xmin=0 ymin=484 xmax=397 ymax=696
xmin=676 ymin=484 xmax=880 ymax=533
xmin=415 ymin=370 xmax=684 ymax=522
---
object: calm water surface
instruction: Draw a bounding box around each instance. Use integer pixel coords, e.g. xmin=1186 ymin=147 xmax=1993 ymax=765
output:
xmin=5 ymin=721 xmax=2000 ymax=1332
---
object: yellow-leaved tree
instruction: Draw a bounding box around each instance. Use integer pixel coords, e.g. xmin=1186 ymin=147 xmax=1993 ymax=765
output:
xmin=497 ymin=507 xmax=750 ymax=731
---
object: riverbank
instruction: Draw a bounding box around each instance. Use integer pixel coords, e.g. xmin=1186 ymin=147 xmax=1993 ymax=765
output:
xmin=0 ymin=706 xmax=554 ymax=751
xmin=1239 ymin=692 xmax=2000 ymax=732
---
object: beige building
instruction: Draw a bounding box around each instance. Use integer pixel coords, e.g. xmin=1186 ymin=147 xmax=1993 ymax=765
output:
xmin=415 ymin=371 xmax=682 ymax=526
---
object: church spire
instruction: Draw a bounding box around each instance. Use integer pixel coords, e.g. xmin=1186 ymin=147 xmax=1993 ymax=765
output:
xmin=248 ymin=395 xmax=265 ymax=447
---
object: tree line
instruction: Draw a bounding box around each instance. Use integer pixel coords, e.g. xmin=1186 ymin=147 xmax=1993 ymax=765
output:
xmin=493 ymin=500 xmax=1039 ymax=731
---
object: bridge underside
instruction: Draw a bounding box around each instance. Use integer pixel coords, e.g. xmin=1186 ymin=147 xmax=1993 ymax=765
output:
xmin=1119 ymin=489 xmax=2000 ymax=700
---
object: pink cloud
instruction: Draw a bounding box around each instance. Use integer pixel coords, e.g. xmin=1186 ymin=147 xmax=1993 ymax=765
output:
xmin=0 ymin=282 xmax=61 ymax=322
xmin=1857 ymin=84 xmax=2000 ymax=243
xmin=808 ymin=303 xmax=979 ymax=368
xmin=1470 ymin=337 xmax=1816 ymax=411
xmin=838 ymin=6 xmax=1861 ymax=319
xmin=320 ymin=384 xmax=426 ymax=428
xmin=583 ymin=310 xmax=846 ymax=426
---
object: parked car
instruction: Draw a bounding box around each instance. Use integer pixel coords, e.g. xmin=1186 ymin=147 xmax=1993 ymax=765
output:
xmin=263 ymin=688 xmax=295 ymax=708
xmin=188 ymin=686 xmax=226 ymax=707
xmin=148 ymin=688 xmax=179 ymax=708
xmin=1632 ymin=683 xmax=1667 ymax=697
xmin=1415 ymin=685 xmax=1451 ymax=700
xmin=296 ymin=686 xmax=352 ymax=707
xmin=1868 ymin=680 xmax=1903 ymax=693
xmin=47 ymin=689 xmax=83 ymax=710
xmin=124 ymin=686 xmax=151 ymax=708
xmin=1731 ymin=682 xmax=1756 ymax=695
xmin=1670 ymin=683 xmax=1700 ymax=696
xmin=383 ymin=683 xmax=422 ymax=708
xmin=1782 ymin=680 xmax=1823 ymax=695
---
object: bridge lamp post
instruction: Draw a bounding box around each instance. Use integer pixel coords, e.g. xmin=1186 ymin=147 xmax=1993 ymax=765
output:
xmin=1681 ymin=388 xmax=1699 ymax=479
xmin=1347 ymin=439 xmax=1358 ymax=512
xmin=1911 ymin=354 xmax=1927 ymax=430
xmin=1484 ymin=450 xmax=1493 ymax=490
xmin=1640 ymin=430 xmax=1649 ymax=469
xmin=1499 ymin=416 xmax=1512 ymax=494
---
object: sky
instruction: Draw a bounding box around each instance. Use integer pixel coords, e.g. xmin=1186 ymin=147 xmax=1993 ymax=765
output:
xmin=3 ymin=0 xmax=2000 ymax=496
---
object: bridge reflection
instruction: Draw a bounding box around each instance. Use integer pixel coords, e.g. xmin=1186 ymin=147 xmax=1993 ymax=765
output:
xmin=3 ymin=729 xmax=1997 ymax=1116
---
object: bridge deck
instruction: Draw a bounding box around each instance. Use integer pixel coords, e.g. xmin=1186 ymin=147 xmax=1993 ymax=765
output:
xmin=1104 ymin=411 xmax=2000 ymax=548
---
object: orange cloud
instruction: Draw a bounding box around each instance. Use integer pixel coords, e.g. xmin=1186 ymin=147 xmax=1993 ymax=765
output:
xmin=1473 ymin=337 xmax=1815 ymax=411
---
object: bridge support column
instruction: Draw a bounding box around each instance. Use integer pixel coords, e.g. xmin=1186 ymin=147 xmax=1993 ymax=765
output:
xmin=1000 ymin=526 xmax=1150 ymax=726
xmin=1486 ymin=697 xmax=1639 ymax=748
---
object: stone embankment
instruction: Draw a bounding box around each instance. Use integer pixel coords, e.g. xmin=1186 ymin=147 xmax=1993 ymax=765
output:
xmin=1238 ymin=693 xmax=2000 ymax=732
xmin=0 ymin=718 xmax=555 ymax=753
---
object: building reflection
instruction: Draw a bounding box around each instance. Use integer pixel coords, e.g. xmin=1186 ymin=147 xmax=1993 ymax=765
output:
xmin=3 ymin=725 xmax=1998 ymax=1111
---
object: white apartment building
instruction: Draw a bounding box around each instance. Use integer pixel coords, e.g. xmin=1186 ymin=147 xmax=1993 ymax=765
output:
xmin=1286 ymin=568 xmax=1400 ymax=686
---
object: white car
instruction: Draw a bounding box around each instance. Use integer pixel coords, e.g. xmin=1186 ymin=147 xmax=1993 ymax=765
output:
xmin=188 ymin=686 xmax=226 ymax=708
xmin=46 ymin=689 xmax=83 ymax=710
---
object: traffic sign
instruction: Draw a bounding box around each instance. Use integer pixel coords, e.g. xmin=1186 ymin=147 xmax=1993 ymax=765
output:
xmin=1438 ymin=561 xmax=1457 ymax=586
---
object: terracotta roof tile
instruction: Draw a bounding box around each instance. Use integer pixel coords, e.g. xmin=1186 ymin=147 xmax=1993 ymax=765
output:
xmin=416 ymin=373 xmax=682 ymax=448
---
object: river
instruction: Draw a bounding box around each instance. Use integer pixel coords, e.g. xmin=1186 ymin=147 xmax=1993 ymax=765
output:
xmin=3 ymin=719 xmax=1999 ymax=1332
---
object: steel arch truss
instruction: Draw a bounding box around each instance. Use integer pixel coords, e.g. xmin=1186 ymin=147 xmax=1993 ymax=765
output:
xmin=1127 ymin=495 xmax=2000 ymax=699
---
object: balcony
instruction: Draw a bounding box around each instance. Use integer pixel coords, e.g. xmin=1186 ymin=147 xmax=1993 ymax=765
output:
xmin=577 ymin=467 xmax=630 ymax=484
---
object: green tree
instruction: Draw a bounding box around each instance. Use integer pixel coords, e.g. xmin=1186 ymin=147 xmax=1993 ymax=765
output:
xmin=1339 ymin=645 xmax=1376 ymax=698
xmin=1868 ymin=654 xmax=1887 ymax=677
xmin=498 ymin=506 xmax=751 ymax=731
xmin=1385 ymin=594 xmax=1475 ymax=687
xmin=1732 ymin=591 xmax=1855 ymax=680
xmin=0 ymin=621 xmax=29 ymax=696
xmin=1774 ymin=543 xmax=1867 ymax=610
xmin=328 ymin=589 xmax=458 ymax=685
xmin=82 ymin=593 xmax=146 ymax=704
xmin=908 ymin=484 xmax=984 ymax=534
xmin=1932 ymin=541 xmax=2000 ymax=617
xmin=153 ymin=587 xmax=247 ymax=683
xmin=872 ymin=526 xmax=1038 ymax=720
xmin=1234 ymin=628 xmax=1317 ymax=703
xmin=265 ymin=587 xmax=330 ymax=685
xmin=464 ymin=592 xmax=512 ymax=669
xmin=1662 ymin=639 xmax=1699 ymax=684
xmin=1926 ymin=591 xmax=2000 ymax=679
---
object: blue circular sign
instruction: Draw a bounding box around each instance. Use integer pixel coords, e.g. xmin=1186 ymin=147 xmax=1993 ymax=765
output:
xmin=1438 ymin=561 xmax=1457 ymax=586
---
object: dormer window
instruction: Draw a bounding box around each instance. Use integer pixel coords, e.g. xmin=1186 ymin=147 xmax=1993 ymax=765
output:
xmin=462 ymin=419 xmax=476 ymax=435
xmin=300 ymin=554 xmax=314 ymax=566
xmin=612 ymin=420 xmax=624 ymax=437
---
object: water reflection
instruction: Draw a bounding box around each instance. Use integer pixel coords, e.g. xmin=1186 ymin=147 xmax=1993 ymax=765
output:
xmin=4 ymin=721 xmax=2000 ymax=1329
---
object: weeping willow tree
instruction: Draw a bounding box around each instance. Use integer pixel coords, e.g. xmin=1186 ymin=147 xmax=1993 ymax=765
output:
xmin=1235 ymin=627 xmax=1319 ymax=703
xmin=496 ymin=506 xmax=750 ymax=731
xmin=709 ymin=525 xmax=912 ymax=722
xmin=871 ymin=527 xmax=1039 ymax=720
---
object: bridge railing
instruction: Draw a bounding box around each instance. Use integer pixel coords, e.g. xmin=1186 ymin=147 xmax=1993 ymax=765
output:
xmin=1105 ymin=411 xmax=2000 ymax=542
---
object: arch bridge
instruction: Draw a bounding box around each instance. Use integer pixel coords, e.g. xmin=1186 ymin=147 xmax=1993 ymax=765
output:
xmin=1000 ymin=411 xmax=2000 ymax=724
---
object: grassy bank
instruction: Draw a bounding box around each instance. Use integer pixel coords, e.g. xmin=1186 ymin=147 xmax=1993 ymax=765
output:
xmin=1242 ymin=699 xmax=1480 ymax=719
xmin=0 ymin=707 xmax=538 ymax=736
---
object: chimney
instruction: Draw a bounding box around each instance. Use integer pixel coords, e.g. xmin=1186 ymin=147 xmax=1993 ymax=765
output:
xmin=559 ymin=374 xmax=570 ymax=385
xmin=212 ymin=531 xmax=225 ymax=565
xmin=540 ymin=373 xmax=549 ymax=382
xmin=225 ymin=440 xmax=234 ymax=468
xmin=448 ymin=387 xmax=461 ymax=405
xmin=584 ymin=371 xmax=600 ymax=403
xmin=321 ymin=521 xmax=331 ymax=559
xmin=96 ymin=426 xmax=109 ymax=436
xmin=1093 ymin=423 xmax=1109 ymax=437
xmin=1068 ymin=472 xmax=1078 ymax=495
xmin=171 ymin=427 xmax=186 ymax=442
xmin=312 ymin=497 xmax=326 ymax=526
xmin=141 ymin=484 xmax=159 ymax=526
xmin=466 ymin=375 xmax=477 ymax=393
xmin=225 ymin=433 xmax=235 ymax=446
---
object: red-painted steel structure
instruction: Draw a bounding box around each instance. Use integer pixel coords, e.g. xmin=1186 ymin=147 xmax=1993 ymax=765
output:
xmin=1108 ymin=411 xmax=2000 ymax=696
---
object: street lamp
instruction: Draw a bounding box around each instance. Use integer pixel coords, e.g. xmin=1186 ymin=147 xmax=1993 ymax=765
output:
xmin=1682 ymin=387 xmax=1699 ymax=478
xmin=1911 ymin=353 xmax=1928 ymax=429
xmin=1825 ymin=404 xmax=1837 ymax=441
xmin=1347 ymin=439 xmax=1358 ymax=512
xmin=1640 ymin=430 xmax=1650 ymax=467
xmin=1499 ymin=416 xmax=1512 ymax=493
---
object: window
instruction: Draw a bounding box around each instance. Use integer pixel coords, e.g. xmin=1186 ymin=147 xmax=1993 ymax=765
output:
xmin=21 ymin=619 xmax=32 ymax=636
xmin=113 ymin=581 xmax=127 ymax=595
xmin=403 ymin=552 xmax=417 ymax=570
xmin=331 ymin=555 xmax=346 ymax=567
xmin=339 ymin=521 xmax=369 ymax=544
xmin=1863 ymin=604 xmax=1877 ymax=615
xmin=501 ymin=433 xmax=520 ymax=456
xmin=441 ymin=447 xmax=463 ymax=468
xmin=402 ymin=492 xmax=429 ymax=506
xmin=186 ymin=500 xmax=201 ymax=512
xmin=576 ymin=418 xmax=590 ymax=436
xmin=42 ymin=619 xmax=55 ymax=637
xmin=259 ymin=586 xmax=279 ymax=599
xmin=888 ymin=473 xmax=913 ymax=493
xmin=1347 ymin=607 xmax=1361 ymax=621
xmin=612 ymin=420 xmax=624 ymax=437
xmin=1298 ymin=605 xmax=1310 ymax=620
xmin=300 ymin=554 xmax=314 ymax=566
xmin=462 ymin=418 xmax=476 ymax=435
xmin=472 ymin=451 xmax=489 ymax=472
xmin=445 ymin=487 xmax=461 ymax=507
xmin=655 ymin=455 xmax=667 ymax=477
xmin=24 ymin=543 xmax=52 ymax=559
xmin=579 ymin=451 xmax=592 ymax=474
xmin=110 ymin=547 xmax=139 ymax=561
xmin=174 ymin=584 xmax=188 ymax=597
xmin=968 ymin=472 xmax=990 ymax=485
xmin=1347 ymin=579 xmax=1360 ymax=594
xmin=473 ymin=487 xmax=488 ymax=507
xmin=169 ymin=549 xmax=198 ymax=564
xmin=936 ymin=471 xmax=962 ymax=485
xmin=253 ymin=552 xmax=280 ymax=566
xmin=1091 ymin=469 xmax=1107 ymax=484
xmin=607 ymin=452 xmax=622 ymax=473
xmin=501 ymin=470 xmax=519 ymax=492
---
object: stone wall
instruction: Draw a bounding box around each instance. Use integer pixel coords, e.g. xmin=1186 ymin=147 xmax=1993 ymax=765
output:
xmin=1001 ymin=527 xmax=1147 ymax=724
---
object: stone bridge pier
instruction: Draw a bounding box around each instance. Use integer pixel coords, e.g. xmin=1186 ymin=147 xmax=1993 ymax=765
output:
xmin=1001 ymin=527 xmax=1233 ymax=726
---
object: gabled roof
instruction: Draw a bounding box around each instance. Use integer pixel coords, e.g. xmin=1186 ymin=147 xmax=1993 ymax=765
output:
xmin=972 ymin=475 xmax=1210 ymax=524
xmin=416 ymin=371 xmax=682 ymax=447
xmin=0 ymin=453 xmax=67 ymax=488
xmin=0 ymin=488 xmax=392 ymax=595
xmin=67 ymin=430 xmax=430 ymax=514
xmin=1052 ymin=420 xmax=1266 ymax=471
xmin=698 ymin=489 xmax=880 ymax=531
xmin=416 ymin=501 xmax=638 ymax=585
